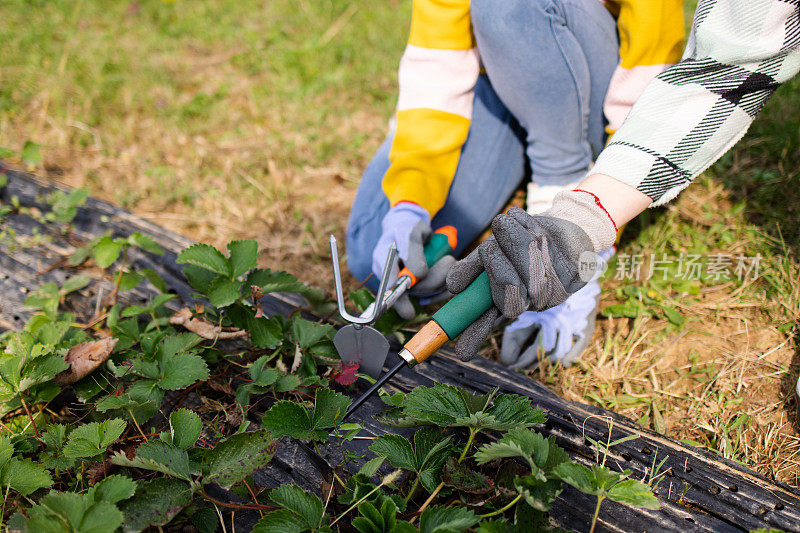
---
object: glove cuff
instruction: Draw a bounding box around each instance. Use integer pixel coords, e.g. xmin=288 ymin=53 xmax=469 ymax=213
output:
xmin=386 ymin=201 xmax=431 ymax=226
xmin=543 ymin=190 xmax=617 ymax=253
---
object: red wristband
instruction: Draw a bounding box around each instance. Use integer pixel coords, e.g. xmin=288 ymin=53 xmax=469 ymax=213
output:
xmin=573 ymin=189 xmax=618 ymax=232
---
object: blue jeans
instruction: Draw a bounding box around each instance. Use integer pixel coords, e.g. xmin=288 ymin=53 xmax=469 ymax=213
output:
xmin=347 ymin=0 xmax=619 ymax=289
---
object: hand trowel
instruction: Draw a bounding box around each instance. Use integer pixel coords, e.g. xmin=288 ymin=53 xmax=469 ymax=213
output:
xmin=329 ymin=226 xmax=457 ymax=378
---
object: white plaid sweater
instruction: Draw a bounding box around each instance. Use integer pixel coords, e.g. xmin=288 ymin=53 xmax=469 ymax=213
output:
xmin=591 ymin=0 xmax=800 ymax=206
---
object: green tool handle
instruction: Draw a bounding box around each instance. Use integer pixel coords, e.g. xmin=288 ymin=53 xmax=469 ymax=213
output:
xmin=400 ymin=225 xmax=458 ymax=287
xmin=432 ymin=271 xmax=493 ymax=339
xmin=401 ymin=271 xmax=493 ymax=365
xmin=423 ymin=230 xmax=454 ymax=266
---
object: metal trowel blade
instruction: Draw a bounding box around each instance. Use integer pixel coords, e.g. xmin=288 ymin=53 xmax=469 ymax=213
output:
xmin=334 ymin=325 xmax=389 ymax=379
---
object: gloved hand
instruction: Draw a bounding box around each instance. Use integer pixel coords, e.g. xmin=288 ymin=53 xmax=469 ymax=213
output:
xmin=445 ymin=190 xmax=617 ymax=361
xmin=501 ymin=246 xmax=614 ymax=368
xmin=372 ymin=202 xmax=454 ymax=320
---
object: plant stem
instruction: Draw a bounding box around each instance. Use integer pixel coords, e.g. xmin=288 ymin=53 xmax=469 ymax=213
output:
xmin=19 ymin=396 xmax=41 ymax=440
xmin=404 ymin=476 xmax=420 ymax=503
xmin=128 ymin=409 xmax=149 ymax=441
xmin=590 ymin=495 xmax=605 ymax=533
xmin=601 ymin=420 xmax=614 ymax=469
xmin=330 ymin=470 xmax=399 ymax=527
xmin=200 ymin=488 xmax=276 ymax=511
xmin=242 ymin=479 xmax=264 ymax=518
xmin=458 ymin=428 xmax=478 ymax=463
xmin=480 ymin=494 xmax=522 ymax=518
xmin=414 ymin=428 xmax=479 ymax=522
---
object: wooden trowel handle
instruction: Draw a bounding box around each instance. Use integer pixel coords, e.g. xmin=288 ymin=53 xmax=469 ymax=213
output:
xmin=400 ymin=271 xmax=493 ymax=365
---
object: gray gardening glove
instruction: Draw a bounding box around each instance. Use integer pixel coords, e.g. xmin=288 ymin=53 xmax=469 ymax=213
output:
xmin=446 ymin=191 xmax=617 ymax=361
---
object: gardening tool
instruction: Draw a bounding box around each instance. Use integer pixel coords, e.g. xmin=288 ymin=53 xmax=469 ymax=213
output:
xmin=344 ymin=270 xmax=493 ymax=421
xmin=329 ymin=226 xmax=458 ymax=379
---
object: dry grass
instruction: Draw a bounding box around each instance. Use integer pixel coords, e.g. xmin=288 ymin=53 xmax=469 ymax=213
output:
xmin=2 ymin=0 xmax=799 ymax=487
xmin=536 ymin=182 xmax=800 ymax=486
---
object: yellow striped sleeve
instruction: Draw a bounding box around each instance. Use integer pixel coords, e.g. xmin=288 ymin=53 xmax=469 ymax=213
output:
xmin=384 ymin=109 xmax=471 ymax=214
xmin=382 ymin=0 xmax=477 ymax=216
xmin=616 ymin=0 xmax=684 ymax=69
xmin=409 ymin=0 xmax=474 ymax=50
xmin=603 ymin=0 xmax=685 ymax=131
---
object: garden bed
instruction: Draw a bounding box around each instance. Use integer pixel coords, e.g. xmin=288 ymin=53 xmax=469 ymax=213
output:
xmin=2 ymin=167 xmax=799 ymax=532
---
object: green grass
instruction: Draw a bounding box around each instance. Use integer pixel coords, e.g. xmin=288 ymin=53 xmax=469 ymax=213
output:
xmin=0 ymin=0 xmax=407 ymax=172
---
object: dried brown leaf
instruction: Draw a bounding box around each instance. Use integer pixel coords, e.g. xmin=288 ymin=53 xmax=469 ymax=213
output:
xmin=54 ymin=337 xmax=118 ymax=385
xmin=169 ymin=307 xmax=247 ymax=340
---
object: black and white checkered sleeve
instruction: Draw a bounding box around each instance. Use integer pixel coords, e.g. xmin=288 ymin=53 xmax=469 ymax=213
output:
xmin=591 ymin=0 xmax=800 ymax=206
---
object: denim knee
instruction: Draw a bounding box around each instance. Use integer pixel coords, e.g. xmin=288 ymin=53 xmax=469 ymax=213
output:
xmin=471 ymin=0 xmax=555 ymax=46
xmin=345 ymin=217 xmax=380 ymax=291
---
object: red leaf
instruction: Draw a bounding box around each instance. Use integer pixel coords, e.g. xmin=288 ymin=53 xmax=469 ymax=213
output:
xmin=333 ymin=362 xmax=359 ymax=386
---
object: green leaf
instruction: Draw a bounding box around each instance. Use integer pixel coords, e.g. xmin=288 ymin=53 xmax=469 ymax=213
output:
xmin=661 ymin=306 xmax=684 ymax=326
xmin=370 ymin=435 xmax=416 ymax=471
xmin=177 ymin=243 xmax=230 ymax=276
xmin=260 ymin=401 xmax=311 ymax=439
xmin=64 ymin=419 xmax=126 ymax=458
xmin=441 ymin=457 xmax=493 ymax=495
xmin=21 ymin=140 xmax=42 ymax=166
xmin=474 ymin=428 xmax=568 ymax=477
xmin=246 ymin=269 xmax=306 ymax=293
xmin=61 ymin=275 xmax=91 ymax=294
xmin=48 ymin=188 xmax=88 ymax=223
xmin=552 ymin=462 xmax=597 ymax=494
xmin=93 ymin=236 xmax=124 ymax=269
xmin=252 ymin=509 xmax=310 ymax=533
xmin=418 ymin=505 xmax=479 ymax=533
xmin=111 ymin=440 xmax=191 ymax=481
xmin=399 ymin=384 xmax=546 ymax=432
xmin=0 ymin=457 xmax=53 ymax=496
xmin=169 ymin=408 xmax=202 ymax=449
xmin=141 ymin=268 xmax=168 ymax=293
xmin=76 ymin=501 xmax=124 ymax=533
xmin=183 ymin=265 xmax=219 ymax=294
xmin=228 ymin=239 xmax=259 ymax=278
xmin=0 ymin=437 xmax=13 ymax=466
xmin=261 ymin=389 xmax=351 ymax=441
xmin=514 ymin=474 xmax=563 ymax=512
xmin=203 ymin=430 xmax=276 ymax=489
xmin=358 ymin=456 xmax=385 ymax=478
xmin=553 ymin=463 xmax=624 ymax=497
xmin=369 ymin=428 xmax=452 ymax=492
xmin=159 ymin=351 xmax=209 ymax=390
xmin=353 ymin=497 xmax=399 ymax=533
xmin=191 ymin=508 xmax=219 ymax=533
xmin=310 ymin=388 xmax=352 ymax=430
xmin=118 ymin=271 xmax=144 ymax=291
xmin=607 ymin=479 xmax=661 ymax=510
xmin=92 ymin=475 xmax=137 ymax=503
xmin=18 ymin=491 xmax=123 ymax=533
xmin=270 ymin=484 xmax=325 ymax=529
xmin=475 ymin=519 xmax=514 ymax=533
xmin=249 ymin=356 xmax=283 ymax=386
xmin=353 ymin=501 xmax=384 ymax=533
xmin=291 ymin=318 xmax=334 ymax=350
xmin=275 ymin=374 xmax=302 ymax=392
xmin=248 ymin=315 xmax=284 ymax=348
xmin=207 ymin=277 xmax=243 ymax=307
xmin=601 ymin=302 xmax=642 ymax=319
xmin=127 ymin=232 xmax=164 ymax=255
xmin=246 ymin=268 xmax=324 ymax=303
xmin=120 ymin=478 xmax=193 ymax=532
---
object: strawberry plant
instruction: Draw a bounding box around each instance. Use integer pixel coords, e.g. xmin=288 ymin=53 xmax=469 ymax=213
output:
xmin=0 ymin=232 xmax=661 ymax=532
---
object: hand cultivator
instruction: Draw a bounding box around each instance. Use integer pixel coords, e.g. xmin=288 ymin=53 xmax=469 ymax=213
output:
xmin=329 ymin=229 xmax=498 ymax=421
